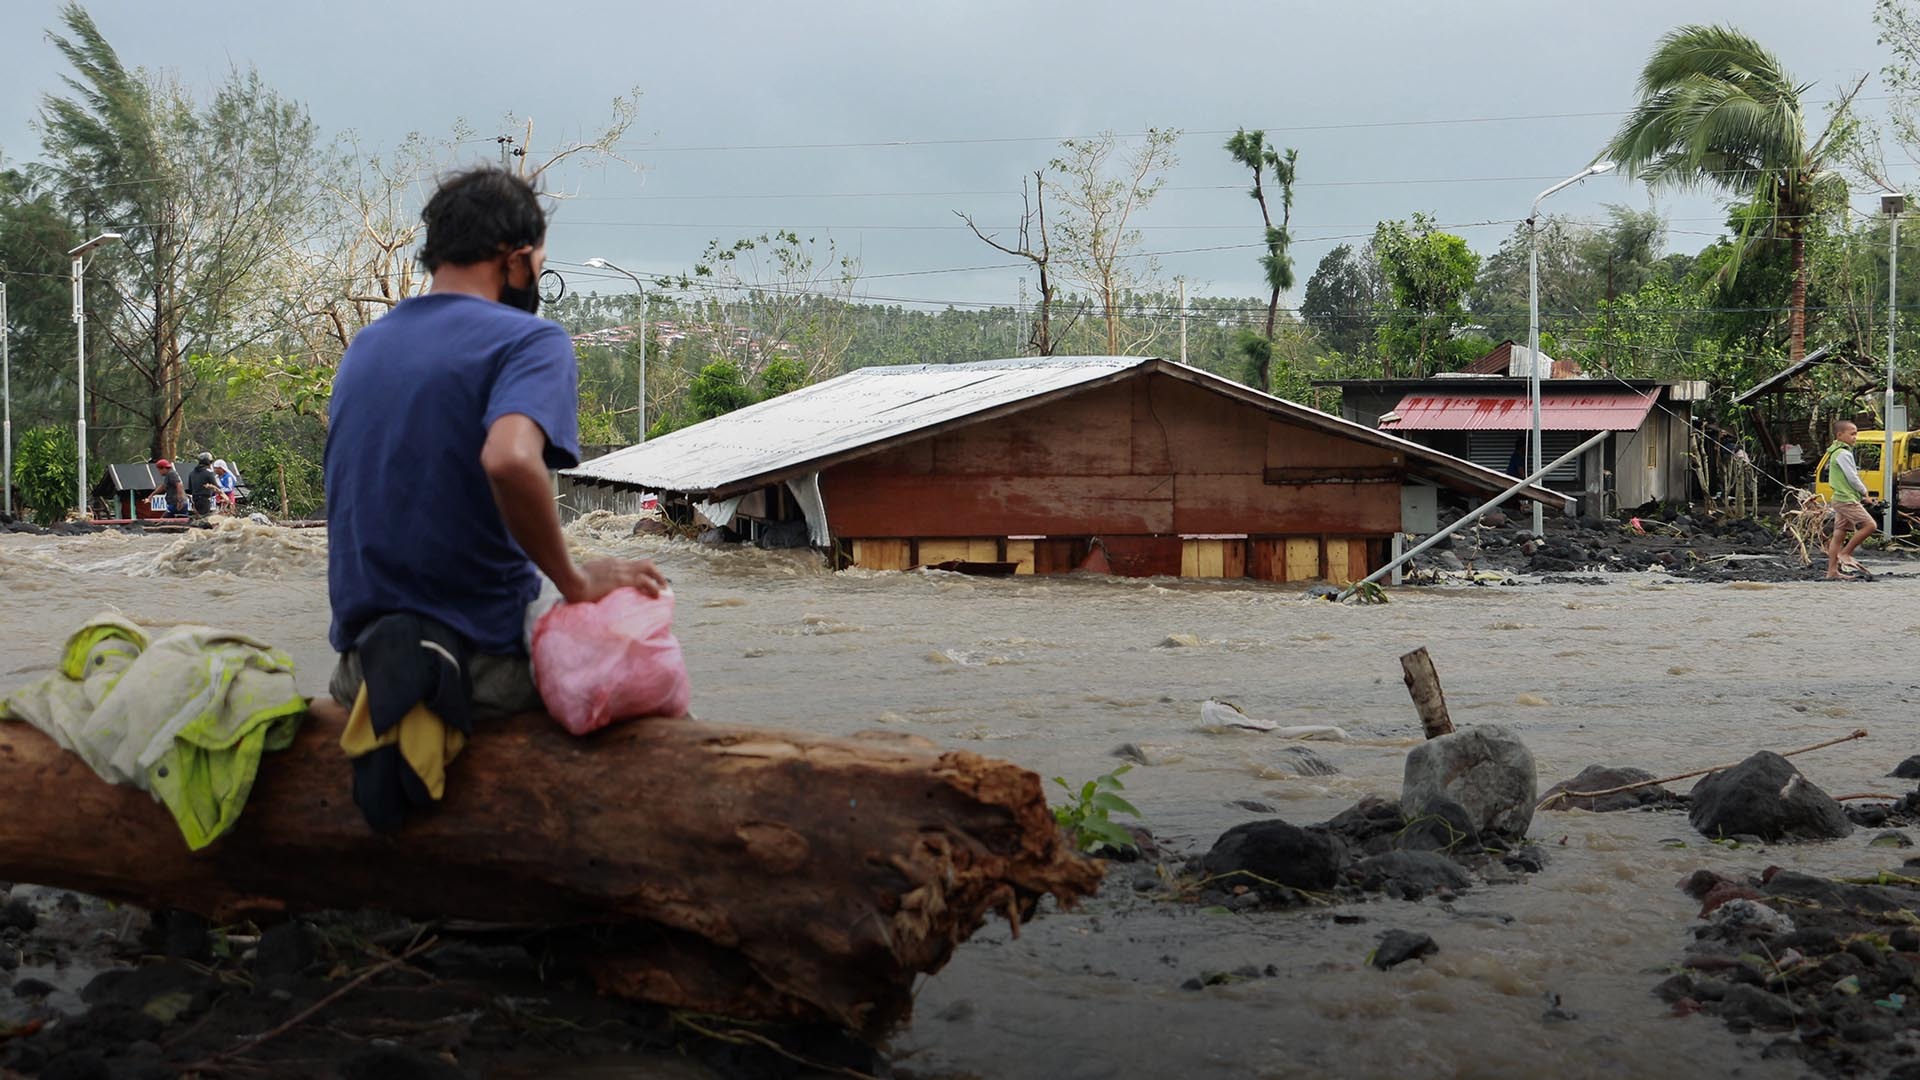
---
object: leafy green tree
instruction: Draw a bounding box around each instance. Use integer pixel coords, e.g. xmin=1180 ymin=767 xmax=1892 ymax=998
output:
xmin=1301 ymin=244 xmax=1379 ymax=355
xmin=759 ymin=357 xmax=806 ymax=398
xmin=1469 ymin=216 xmax=1596 ymax=343
xmin=687 ymin=360 xmax=756 ymax=421
xmin=1370 ymin=214 xmax=1480 ymax=377
xmin=38 ymin=1 xmax=319 ymax=459
xmin=1224 ymin=128 xmax=1299 ymax=391
xmin=11 ymin=425 xmax=76 ymax=525
xmin=1603 ymin=23 xmax=1861 ymax=363
xmin=0 ymin=166 xmax=83 ymax=432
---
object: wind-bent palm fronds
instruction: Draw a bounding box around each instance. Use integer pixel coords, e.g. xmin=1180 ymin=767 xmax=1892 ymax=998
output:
xmin=1603 ymin=24 xmax=1859 ymax=362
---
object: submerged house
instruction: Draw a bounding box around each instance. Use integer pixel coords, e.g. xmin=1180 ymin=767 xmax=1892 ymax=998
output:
xmin=1322 ymin=341 xmax=1704 ymax=515
xmin=562 ymin=356 xmax=1566 ymax=581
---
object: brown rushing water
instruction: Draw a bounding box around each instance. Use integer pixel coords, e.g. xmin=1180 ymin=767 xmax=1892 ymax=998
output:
xmin=2 ymin=515 xmax=1915 ymax=1079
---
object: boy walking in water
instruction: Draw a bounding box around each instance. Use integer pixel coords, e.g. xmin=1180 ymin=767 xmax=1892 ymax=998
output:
xmin=1825 ymin=420 xmax=1877 ymax=579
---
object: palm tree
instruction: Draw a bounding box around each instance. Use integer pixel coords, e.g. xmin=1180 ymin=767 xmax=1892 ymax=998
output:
xmin=1603 ymin=24 xmax=1860 ymax=363
xmin=1224 ymin=128 xmax=1297 ymax=391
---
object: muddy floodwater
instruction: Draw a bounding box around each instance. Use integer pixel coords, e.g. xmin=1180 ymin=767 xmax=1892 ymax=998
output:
xmin=3 ymin=516 xmax=1916 ymax=1079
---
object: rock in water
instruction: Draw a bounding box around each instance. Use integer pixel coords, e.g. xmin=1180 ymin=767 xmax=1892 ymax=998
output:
xmin=1539 ymin=764 xmax=1679 ymax=812
xmin=1688 ymin=752 xmax=1852 ymax=842
xmin=1201 ymin=820 xmax=1343 ymax=893
xmin=1398 ymin=794 xmax=1482 ymax=855
xmin=1352 ymin=851 xmax=1470 ymax=899
xmin=1371 ymin=930 xmax=1438 ymax=970
xmin=1280 ymin=745 xmax=1338 ymax=777
xmin=1400 ymin=725 xmax=1537 ymax=845
xmin=1322 ymin=795 xmax=1407 ymax=858
xmin=1891 ymin=754 xmax=1920 ymax=779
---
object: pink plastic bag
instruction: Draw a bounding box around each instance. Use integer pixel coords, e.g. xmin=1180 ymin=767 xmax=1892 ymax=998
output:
xmin=531 ymin=587 xmax=691 ymax=735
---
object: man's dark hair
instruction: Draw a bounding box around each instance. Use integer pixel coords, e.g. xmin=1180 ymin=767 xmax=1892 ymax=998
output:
xmin=417 ymin=167 xmax=547 ymax=272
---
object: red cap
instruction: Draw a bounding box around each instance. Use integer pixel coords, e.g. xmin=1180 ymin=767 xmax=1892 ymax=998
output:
xmin=155 ymin=459 xmax=172 ymax=470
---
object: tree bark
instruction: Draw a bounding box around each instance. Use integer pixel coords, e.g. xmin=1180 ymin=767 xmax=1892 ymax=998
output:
xmin=1399 ymin=647 xmax=1454 ymax=739
xmin=0 ymin=703 xmax=1102 ymax=1037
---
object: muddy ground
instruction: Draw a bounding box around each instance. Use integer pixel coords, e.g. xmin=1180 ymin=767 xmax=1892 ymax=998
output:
xmin=2 ymin=511 xmax=1919 ymax=1078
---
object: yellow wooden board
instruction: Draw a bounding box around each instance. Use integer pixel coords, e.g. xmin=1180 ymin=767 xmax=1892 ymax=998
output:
xmin=917 ymin=538 xmax=999 ymax=565
xmin=1326 ymin=538 xmax=1351 ymax=584
xmin=1285 ymin=538 xmax=1320 ymax=581
xmin=1181 ymin=539 xmax=1226 ymax=578
xmin=851 ymin=540 xmax=911 ymax=571
xmin=1005 ymin=539 xmax=1036 ymax=575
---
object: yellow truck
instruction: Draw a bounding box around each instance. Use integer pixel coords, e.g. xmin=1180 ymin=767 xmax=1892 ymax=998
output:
xmin=1814 ymin=430 xmax=1920 ymax=510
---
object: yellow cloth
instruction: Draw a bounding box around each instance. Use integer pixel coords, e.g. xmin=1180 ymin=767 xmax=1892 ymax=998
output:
xmin=0 ymin=614 xmax=306 ymax=850
xmin=339 ymin=684 xmax=467 ymax=800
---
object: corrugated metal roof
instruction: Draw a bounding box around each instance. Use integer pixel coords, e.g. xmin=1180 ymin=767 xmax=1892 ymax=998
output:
xmin=1380 ymin=390 xmax=1657 ymax=432
xmin=569 ymin=357 xmax=1139 ymax=495
xmin=1459 ymin=339 xmax=1585 ymax=379
xmin=564 ymin=356 xmax=1568 ymax=506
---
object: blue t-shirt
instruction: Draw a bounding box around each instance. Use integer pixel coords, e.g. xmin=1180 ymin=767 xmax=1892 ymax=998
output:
xmin=326 ymin=293 xmax=580 ymax=655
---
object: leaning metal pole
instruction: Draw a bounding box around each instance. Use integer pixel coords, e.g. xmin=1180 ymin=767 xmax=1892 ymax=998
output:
xmin=1337 ymin=429 xmax=1606 ymax=601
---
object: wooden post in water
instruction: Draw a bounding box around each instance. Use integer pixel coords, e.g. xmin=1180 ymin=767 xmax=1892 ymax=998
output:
xmin=1400 ymin=646 xmax=1454 ymax=739
xmin=277 ymin=461 xmax=289 ymax=519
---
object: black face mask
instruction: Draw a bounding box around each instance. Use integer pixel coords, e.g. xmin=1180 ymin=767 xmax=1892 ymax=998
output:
xmin=499 ymin=254 xmax=540 ymax=314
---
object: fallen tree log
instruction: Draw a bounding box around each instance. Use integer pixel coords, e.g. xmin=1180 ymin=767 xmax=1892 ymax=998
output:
xmin=0 ymin=702 xmax=1102 ymax=1037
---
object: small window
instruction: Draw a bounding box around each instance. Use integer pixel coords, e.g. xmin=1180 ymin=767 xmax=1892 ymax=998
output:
xmin=1855 ymin=442 xmax=1883 ymax=471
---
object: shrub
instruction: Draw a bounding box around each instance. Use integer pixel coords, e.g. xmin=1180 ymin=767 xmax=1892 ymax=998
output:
xmin=11 ymin=426 xmax=77 ymax=525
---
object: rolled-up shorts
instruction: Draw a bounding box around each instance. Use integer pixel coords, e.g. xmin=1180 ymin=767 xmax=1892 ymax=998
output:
xmin=1834 ymin=500 xmax=1876 ymax=529
xmin=330 ymin=577 xmax=562 ymax=721
xmin=329 ymin=650 xmax=541 ymax=723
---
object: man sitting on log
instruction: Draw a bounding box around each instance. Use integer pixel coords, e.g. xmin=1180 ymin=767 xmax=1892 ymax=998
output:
xmin=325 ymin=166 xmax=665 ymax=725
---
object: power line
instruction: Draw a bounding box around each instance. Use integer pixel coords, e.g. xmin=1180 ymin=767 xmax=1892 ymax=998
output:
xmin=603 ymin=96 xmax=1891 ymax=154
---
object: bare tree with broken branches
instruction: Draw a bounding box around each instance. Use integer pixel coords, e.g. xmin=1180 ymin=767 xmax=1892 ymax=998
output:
xmin=1048 ymin=129 xmax=1180 ymax=356
xmin=957 ymin=171 xmax=1062 ymax=356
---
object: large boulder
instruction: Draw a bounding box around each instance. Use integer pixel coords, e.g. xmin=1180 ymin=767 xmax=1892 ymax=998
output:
xmin=1200 ymin=820 xmax=1343 ymax=894
xmin=1688 ymin=752 xmax=1852 ymax=842
xmin=1539 ymin=764 xmax=1680 ymax=812
xmin=1400 ymin=725 xmax=1537 ymax=845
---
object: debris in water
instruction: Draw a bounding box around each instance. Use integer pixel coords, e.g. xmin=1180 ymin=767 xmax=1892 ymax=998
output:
xmin=1201 ymin=699 xmax=1274 ymax=731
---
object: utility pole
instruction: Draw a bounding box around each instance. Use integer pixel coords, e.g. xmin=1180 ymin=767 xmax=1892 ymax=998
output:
xmin=1 ymin=280 xmax=9 ymax=518
xmin=1886 ymin=192 xmax=1906 ymax=536
xmin=1178 ymin=279 xmax=1188 ymax=365
xmin=69 ymin=232 xmax=121 ymax=520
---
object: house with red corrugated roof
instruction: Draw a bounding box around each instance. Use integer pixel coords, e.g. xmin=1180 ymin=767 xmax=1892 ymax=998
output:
xmin=1318 ymin=339 xmax=1705 ymax=515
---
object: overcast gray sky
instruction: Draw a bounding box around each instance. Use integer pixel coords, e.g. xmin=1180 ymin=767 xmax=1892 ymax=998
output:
xmin=0 ymin=1 xmax=1902 ymax=311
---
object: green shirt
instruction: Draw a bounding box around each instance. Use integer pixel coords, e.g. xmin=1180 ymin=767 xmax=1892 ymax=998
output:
xmin=1827 ymin=441 xmax=1864 ymax=503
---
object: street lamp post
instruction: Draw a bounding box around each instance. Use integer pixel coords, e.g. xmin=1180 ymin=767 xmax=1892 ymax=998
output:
xmin=585 ymin=257 xmax=649 ymax=444
xmin=1885 ymin=192 xmax=1906 ymax=536
xmin=1528 ymin=162 xmax=1615 ymax=536
xmin=69 ymin=232 xmax=121 ymax=519
xmin=2 ymin=279 xmax=10 ymax=518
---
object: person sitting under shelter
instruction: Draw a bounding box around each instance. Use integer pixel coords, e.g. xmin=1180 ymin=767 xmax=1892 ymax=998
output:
xmin=212 ymin=460 xmax=238 ymax=510
xmin=187 ymin=453 xmax=220 ymax=517
xmin=154 ymin=459 xmax=189 ymax=518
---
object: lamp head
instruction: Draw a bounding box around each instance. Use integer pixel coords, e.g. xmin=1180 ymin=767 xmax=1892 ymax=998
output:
xmin=68 ymin=232 xmax=123 ymax=258
xmin=1884 ymin=192 xmax=1907 ymax=216
xmin=1589 ymin=161 xmax=1618 ymax=177
xmin=584 ymin=257 xmax=610 ymax=269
